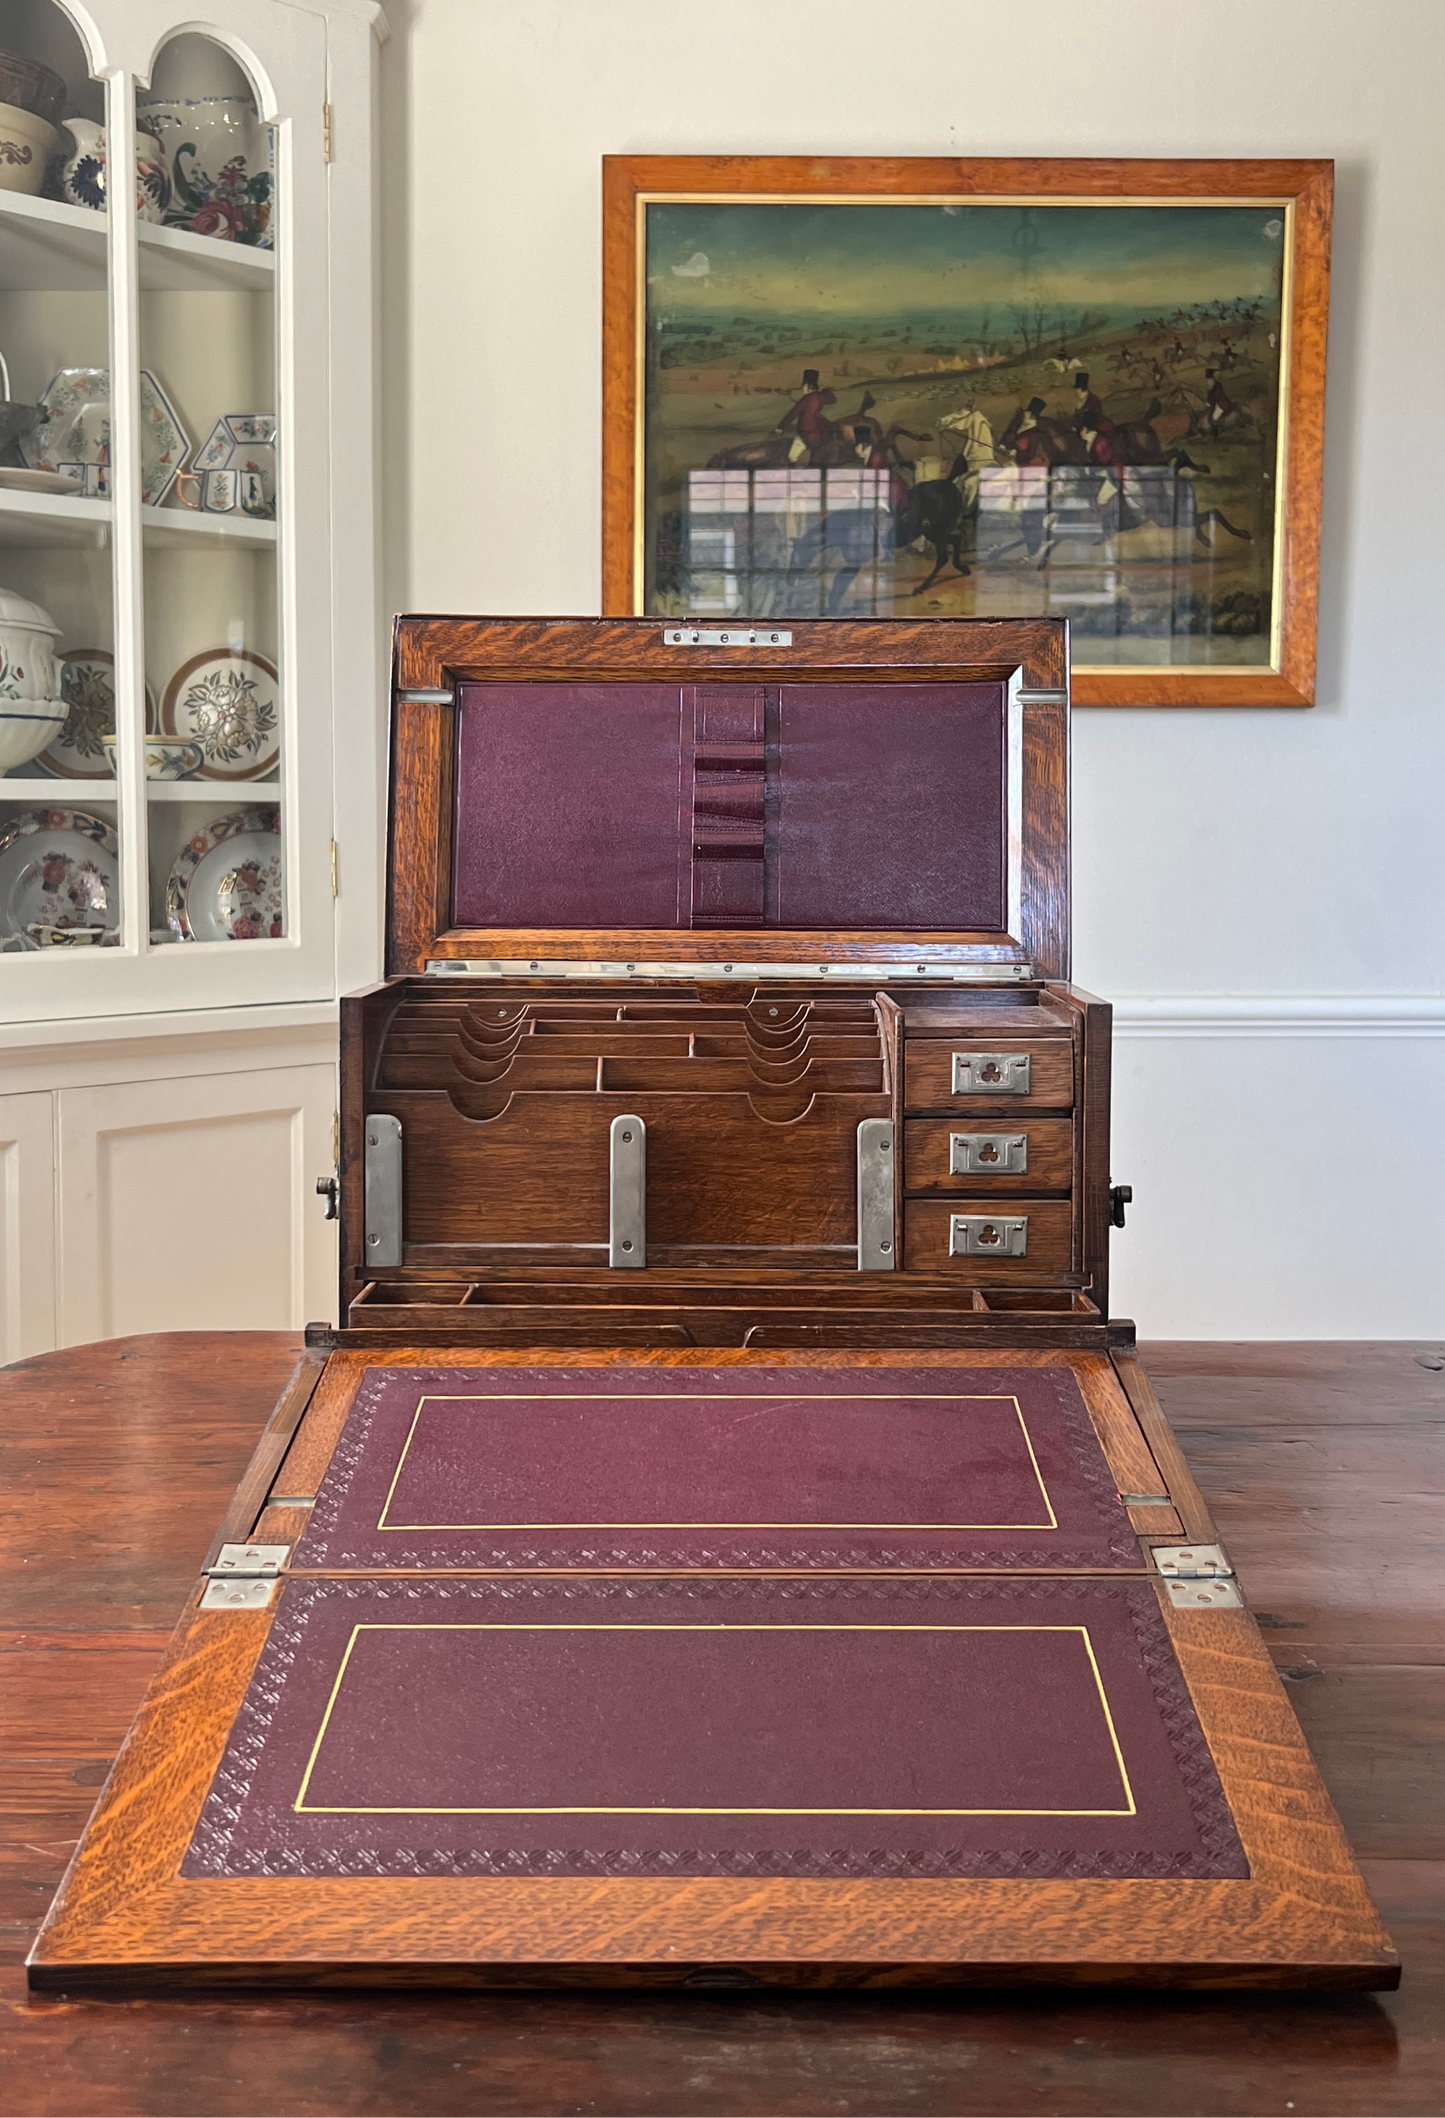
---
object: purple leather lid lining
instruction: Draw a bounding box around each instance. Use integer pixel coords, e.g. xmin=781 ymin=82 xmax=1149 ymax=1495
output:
xmin=450 ymin=681 xmax=1006 ymax=932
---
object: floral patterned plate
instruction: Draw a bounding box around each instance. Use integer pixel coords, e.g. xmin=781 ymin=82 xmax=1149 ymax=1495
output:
xmin=38 ymin=649 xmax=159 ymax=780
xmin=165 ymin=806 xmax=282 ymax=943
xmin=159 ymin=647 xmax=279 ymax=780
xmin=0 ymin=807 xmax=120 ymax=948
xmin=21 ymin=368 xmax=192 ymax=507
xmin=193 ymin=412 xmax=276 ymax=515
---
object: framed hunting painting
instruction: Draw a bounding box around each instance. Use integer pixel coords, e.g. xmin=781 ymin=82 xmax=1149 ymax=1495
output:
xmin=601 ymin=158 xmax=1333 ymax=707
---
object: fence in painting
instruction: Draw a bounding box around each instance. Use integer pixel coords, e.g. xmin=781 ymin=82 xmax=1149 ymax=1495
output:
xmin=680 ymin=461 xmax=1206 ymax=636
xmin=682 ymin=468 xmax=894 ymax=617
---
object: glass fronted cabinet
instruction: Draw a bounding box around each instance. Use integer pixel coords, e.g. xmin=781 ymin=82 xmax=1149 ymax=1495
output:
xmin=0 ymin=0 xmax=381 ymax=1024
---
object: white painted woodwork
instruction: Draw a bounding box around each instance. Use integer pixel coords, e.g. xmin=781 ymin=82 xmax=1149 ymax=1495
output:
xmin=0 ymin=1091 xmax=58 ymax=1362
xmin=56 ymin=1063 xmax=336 ymax=1344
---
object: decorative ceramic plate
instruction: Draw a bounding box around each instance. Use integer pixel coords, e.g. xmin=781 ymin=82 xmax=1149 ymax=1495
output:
xmin=193 ymin=412 xmax=276 ymax=514
xmin=21 ymin=368 xmax=191 ymax=507
xmin=165 ymin=806 xmax=282 ymax=942
xmin=0 ymin=466 xmax=78 ymax=496
xmin=159 ymin=647 xmax=279 ymax=780
xmin=38 ymin=650 xmax=158 ymax=780
xmin=0 ymin=806 xmax=120 ymax=948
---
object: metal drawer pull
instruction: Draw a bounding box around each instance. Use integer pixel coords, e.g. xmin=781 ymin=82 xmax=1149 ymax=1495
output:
xmin=856 ymin=1118 xmax=896 ymax=1272
xmin=952 ymin=1051 xmax=1030 ymax=1095
xmin=609 ymin=1114 xmax=647 ymax=1269
xmin=364 ymin=1114 xmax=403 ymax=1268
xmin=949 ymin=1131 xmax=1028 ymax=1175
xmin=950 ymin=1213 xmax=1028 ymax=1258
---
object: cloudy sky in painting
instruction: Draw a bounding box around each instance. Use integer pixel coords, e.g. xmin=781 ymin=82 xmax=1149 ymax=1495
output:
xmin=647 ymin=202 xmax=1286 ymax=317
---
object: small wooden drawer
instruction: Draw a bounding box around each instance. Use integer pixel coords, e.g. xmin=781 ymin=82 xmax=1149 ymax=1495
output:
xmin=904 ymin=1038 xmax=1075 ymax=1112
xmin=904 ymin=1199 xmax=1074 ymax=1275
xmin=903 ymin=1116 xmax=1073 ymax=1192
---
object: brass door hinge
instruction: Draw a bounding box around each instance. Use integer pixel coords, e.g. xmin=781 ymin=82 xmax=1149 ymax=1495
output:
xmin=330 ymin=839 xmax=339 ymax=896
xmin=322 ymin=102 xmax=333 ymax=162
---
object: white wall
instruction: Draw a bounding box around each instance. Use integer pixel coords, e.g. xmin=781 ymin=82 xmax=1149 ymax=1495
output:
xmin=380 ymin=0 xmax=1445 ymax=1336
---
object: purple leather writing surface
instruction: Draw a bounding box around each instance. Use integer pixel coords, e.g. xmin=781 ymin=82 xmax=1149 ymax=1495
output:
xmin=182 ymin=1575 xmax=1248 ymax=1881
xmin=450 ymin=680 xmax=1007 ymax=932
xmin=772 ymin=684 xmax=1004 ymax=929
xmin=291 ymin=1365 xmax=1140 ymax=1573
xmin=451 ymin=683 xmax=686 ymax=928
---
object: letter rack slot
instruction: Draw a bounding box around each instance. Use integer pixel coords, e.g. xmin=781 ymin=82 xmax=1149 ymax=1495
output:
xmin=950 ymin=1213 xmax=1029 ymax=1258
xmin=949 ymin=1131 xmax=1029 ymax=1175
xmin=952 ymin=1052 xmax=1031 ymax=1095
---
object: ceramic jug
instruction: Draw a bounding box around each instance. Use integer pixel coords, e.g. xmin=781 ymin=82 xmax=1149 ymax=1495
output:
xmin=59 ymin=119 xmax=171 ymax=222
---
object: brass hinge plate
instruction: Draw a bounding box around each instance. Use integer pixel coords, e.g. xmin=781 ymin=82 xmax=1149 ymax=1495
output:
xmin=322 ymin=101 xmax=332 ymax=162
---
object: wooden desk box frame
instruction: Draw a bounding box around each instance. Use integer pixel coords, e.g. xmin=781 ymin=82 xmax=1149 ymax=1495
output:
xmin=29 ymin=619 xmax=1398 ymax=1992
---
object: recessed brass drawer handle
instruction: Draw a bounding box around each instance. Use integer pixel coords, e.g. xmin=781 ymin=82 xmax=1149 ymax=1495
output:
xmin=952 ymin=1052 xmax=1030 ymax=1095
xmin=950 ymin=1214 xmax=1029 ymax=1258
xmin=949 ymin=1131 xmax=1028 ymax=1175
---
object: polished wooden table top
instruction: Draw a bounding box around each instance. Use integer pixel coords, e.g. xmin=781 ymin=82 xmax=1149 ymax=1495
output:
xmin=1 ymin=1333 xmax=1441 ymax=2116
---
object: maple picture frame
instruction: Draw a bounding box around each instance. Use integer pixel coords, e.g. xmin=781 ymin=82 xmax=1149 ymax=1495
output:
xmin=601 ymin=155 xmax=1333 ymax=708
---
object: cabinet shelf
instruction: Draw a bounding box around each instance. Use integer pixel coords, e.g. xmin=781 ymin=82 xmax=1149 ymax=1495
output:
xmin=0 ymin=191 xmax=276 ymax=295
xmin=0 ymin=191 xmax=108 ymax=291
xmin=0 ymin=778 xmax=279 ymax=803
xmin=0 ymin=489 xmax=112 ymax=548
xmin=141 ymin=506 xmax=277 ymax=550
xmin=137 ymin=220 xmax=276 ymax=293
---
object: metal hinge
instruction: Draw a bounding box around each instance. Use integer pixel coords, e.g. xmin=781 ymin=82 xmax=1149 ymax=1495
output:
xmin=330 ymin=840 xmax=339 ymax=896
xmin=1015 ymin=688 xmax=1068 ymax=707
xmin=1153 ymin=1543 xmax=1244 ymax=1609
xmin=200 ymin=1543 xmax=291 ymax=1610
xmin=398 ymin=687 xmax=454 ymax=706
xmin=322 ymin=101 xmax=332 ymax=162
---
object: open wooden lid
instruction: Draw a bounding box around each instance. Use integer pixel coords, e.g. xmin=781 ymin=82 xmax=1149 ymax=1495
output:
xmin=387 ymin=616 xmax=1071 ymax=980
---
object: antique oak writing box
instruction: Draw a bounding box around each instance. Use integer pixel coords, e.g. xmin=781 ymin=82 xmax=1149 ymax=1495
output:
xmin=30 ymin=618 xmax=1397 ymax=1991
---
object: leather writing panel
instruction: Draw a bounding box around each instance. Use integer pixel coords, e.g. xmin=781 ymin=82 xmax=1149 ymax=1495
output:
xmin=291 ymin=1365 xmax=1140 ymax=1573
xmin=451 ymin=680 xmax=1007 ymax=932
xmin=182 ymin=1575 xmax=1248 ymax=1881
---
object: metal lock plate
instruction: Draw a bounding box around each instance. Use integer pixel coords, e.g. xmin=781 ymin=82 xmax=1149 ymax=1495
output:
xmin=949 ymin=1213 xmax=1029 ymax=1258
xmin=952 ymin=1052 xmax=1030 ymax=1096
xmin=949 ymin=1131 xmax=1028 ymax=1175
xmin=200 ymin=1577 xmax=277 ymax=1610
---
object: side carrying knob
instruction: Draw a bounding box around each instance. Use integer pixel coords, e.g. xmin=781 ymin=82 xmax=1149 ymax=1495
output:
xmin=316 ymin=1175 xmax=339 ymax=1221
xmin=1109 ymin=1184 xmax=1133 ymax=1229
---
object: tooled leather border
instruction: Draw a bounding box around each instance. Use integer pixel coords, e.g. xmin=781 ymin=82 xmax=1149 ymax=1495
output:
xmin=183 ymin=1574 xmax=1249 ymax=1881
xmin=293 ymin=1366 xmax=1141 ymax=1573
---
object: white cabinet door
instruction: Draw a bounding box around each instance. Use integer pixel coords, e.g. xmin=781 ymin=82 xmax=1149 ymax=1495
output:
xmin=57 ymin=1064 xmax=336 ymax=1345
xmin=0 ymin=1091 xmax=58 ymax=1363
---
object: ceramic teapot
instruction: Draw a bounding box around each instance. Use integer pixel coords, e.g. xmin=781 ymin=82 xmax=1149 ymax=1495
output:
xmin=0 ymin=588 xmax=66 ymax=770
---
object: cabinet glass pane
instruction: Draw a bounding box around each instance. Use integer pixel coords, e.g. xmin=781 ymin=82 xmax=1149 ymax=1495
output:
xmin=0 ymin=0 xmax=121 ymax=952
xmin=136 ymin=35 xmax=281 ymax=948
